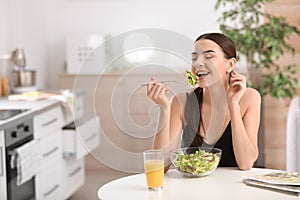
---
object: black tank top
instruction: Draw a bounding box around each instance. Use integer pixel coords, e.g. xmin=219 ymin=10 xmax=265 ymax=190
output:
xmin=181 ymin=89 xmax=238 ymax=167
xmin=181 ymin=123 xmax=237 ymax=167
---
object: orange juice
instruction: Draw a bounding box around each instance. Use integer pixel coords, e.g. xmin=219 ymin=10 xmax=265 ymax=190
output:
xmin=144 ymin=160 xmax=164 ymax=189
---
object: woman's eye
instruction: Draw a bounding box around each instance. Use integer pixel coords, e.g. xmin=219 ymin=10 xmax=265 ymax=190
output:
xmin=191 ymin=56 xmax=197 ymax=61
xmin=204 ymin=55 xmax=213 ymax=59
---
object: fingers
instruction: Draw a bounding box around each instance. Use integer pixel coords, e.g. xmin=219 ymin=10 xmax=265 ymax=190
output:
xmin=147 ymin=82 xmax=168 ymax=99
xmin=230 ymin=71 xmax=246 ymax=89
xmin=146 ymin=77 xmax=158 ymax=93
xmin=146 ymin=77 xmax=168 ymax=103
xmin=147 ymin=83 xmax=169 ymax=106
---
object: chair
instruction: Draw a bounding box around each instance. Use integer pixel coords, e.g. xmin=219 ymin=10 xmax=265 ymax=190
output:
xmin=286 ymin=96 xmax=300 ymax=172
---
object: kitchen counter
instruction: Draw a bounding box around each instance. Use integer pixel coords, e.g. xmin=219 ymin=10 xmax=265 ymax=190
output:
xmin=0 ymin=91 xmax=97 ymax=200
xmin=0 ymin=98 xmax=61 ymax=129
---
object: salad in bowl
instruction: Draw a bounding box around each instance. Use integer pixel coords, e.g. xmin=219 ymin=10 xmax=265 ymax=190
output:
xmin=169 ymin=147 xmax=222 ymax=177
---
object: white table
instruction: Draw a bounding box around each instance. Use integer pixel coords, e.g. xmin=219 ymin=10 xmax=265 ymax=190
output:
xmin=98 ymin=168 xmax=300 ymax=200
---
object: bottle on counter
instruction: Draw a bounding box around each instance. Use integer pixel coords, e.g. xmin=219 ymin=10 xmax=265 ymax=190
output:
xmin=2 ymin=76 xmax=10 ymax=96
xmin=0 ymin=53 xmax=13 ymax=96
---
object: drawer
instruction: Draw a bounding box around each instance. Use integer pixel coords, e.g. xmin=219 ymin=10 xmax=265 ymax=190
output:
xmin=35 ymin=164 xmax=63 ymax=200
xmin=63 ymin=158 xmax=85 ymax=199
xmin=62 ymin=117 xmax=100 ymax=159
xmin=73 ymin=92 xmax=84 ymax=121
xmin=34 ymin=105 xmax=64 ymax=139
xmin=60 ymin=91 xmax=85 ymax=123
xmin=39 ymin=131 xmax=63 ymax=168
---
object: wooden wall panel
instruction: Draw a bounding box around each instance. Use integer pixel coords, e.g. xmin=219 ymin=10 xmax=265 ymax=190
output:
xmin=262 ymin=0 xmax=299 ymax=170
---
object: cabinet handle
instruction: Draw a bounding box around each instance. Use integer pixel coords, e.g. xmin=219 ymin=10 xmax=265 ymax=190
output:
xmin=84 ymin=133 xmax=97 ymax=143
xmin=43 ymin=146 xmax=59 ymax=157
xmin=42 ymin=118 xmax=58 ymax=127
xmin=43 ymin=184 xmax=60 ymax=197
xmin=68 ymin=166 xmax=82 ymax=177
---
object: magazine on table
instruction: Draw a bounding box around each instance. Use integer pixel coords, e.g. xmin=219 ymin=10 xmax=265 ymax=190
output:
xmin=243 ymin=171 xmax=300 ymax=196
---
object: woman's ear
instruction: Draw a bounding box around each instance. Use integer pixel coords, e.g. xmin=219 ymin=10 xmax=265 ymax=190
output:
xmin=226 ymin=58 xmax=236 ymax=73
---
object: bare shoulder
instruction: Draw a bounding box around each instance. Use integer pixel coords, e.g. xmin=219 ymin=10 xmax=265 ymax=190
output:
xmin=171 ymin=92 xmax=187 ymax=105
xmin=242 ymin=87 xmax=261 ymax=107
xmin=170 ymin=92 xmax=187 ymax=116
xmin=244 ymin=88 xmax=261 ymax=100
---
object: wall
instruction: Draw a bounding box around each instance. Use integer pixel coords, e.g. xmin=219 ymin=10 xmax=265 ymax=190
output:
xmin=1 ymin=0 xmax=221 ymax=90
xmin=0 ymin=0 xmax=12 ymax=55
xmin=264 ymin=0 xmax=300 ymax=170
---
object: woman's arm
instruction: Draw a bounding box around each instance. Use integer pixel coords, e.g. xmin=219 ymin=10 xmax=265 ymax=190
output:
xmin=152 ymin=103 xmax=171 ymax=149
xmin=147 ymin=80 xmax=184 ymax=171
xmin=230 ymin=88 xmax=261 ymax=170
xmin=147 ymin=84 xmax=184 ymax=150
xmin=147 ymin=80 xmax=171 ymax=150
xmin=227 ymin=71 xmax=261 ymax=170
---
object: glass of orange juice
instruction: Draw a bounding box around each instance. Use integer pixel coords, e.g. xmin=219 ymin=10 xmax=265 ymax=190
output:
xmin=143 ymin=149 xmax=164 ymax=191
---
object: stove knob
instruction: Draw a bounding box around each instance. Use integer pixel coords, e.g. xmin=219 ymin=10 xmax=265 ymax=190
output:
xmin=24 ymin=125 xmax=30 ymax=132
xmin=11 ymin=131 xmax=18 ymax=138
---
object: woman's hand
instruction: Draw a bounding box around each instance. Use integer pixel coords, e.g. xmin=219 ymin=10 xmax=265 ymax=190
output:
xmin=227 ymin=71 xmax=247 ymax=107
xmin=147 ymin=77 xmax=170 ymax=109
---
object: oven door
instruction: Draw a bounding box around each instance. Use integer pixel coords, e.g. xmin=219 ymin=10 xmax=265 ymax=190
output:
xmin=6 ymin=136 xmax=35 ymax=200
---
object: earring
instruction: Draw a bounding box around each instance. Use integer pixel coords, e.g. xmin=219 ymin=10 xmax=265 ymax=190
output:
xmin=228 ymin=71 xmax=233 ymax=85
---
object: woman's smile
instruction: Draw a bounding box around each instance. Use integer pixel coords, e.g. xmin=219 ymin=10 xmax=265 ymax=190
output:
xmin=196 ymin=71 xmax=210 ymax=77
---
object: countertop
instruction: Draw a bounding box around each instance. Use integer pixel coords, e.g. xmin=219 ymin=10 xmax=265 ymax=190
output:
xmin=0 ymin=98 xmax=61 ymax=129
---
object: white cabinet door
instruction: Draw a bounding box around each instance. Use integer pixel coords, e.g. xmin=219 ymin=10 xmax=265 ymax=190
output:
xmin=34 ymin=105 xmax=64 ymax=139
xmin=39 ymin=130 xmax=63 ymax=168
xmin=35 ymin=164 xmax=63 ymax=200
xmin=35 ymin=131 xmax=64 ymax=200
xmin=62 ymin=117 xmax=100 ymax=159
xmin=62 ymin=158 xmax=85 ymax=199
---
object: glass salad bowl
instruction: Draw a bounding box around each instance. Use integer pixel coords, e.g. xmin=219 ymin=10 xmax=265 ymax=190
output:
xmin=169 ymin=147 xmax=222 ymax=177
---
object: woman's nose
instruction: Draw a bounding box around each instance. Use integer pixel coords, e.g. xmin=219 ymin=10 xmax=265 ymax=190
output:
xmin=194 ymin=57 xmax=204 ymax=68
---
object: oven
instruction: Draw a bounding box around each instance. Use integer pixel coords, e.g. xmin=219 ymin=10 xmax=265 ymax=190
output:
xmin=0 ymin=110 xmax=35 ymax=200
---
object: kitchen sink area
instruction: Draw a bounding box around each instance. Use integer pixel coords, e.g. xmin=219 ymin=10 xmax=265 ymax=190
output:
xmin=0 ymin=109 xmax=29 ymax=121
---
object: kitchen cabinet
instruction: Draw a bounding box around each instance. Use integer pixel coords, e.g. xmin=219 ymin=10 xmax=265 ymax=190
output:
xmin=34 ymin=104 xmax=65 ymax=200
xmin=61 ymin=117 xmax=100 ymax=199
xmin=34 ymin=104 xmax=64 ymax=139
xmin=62 ymin=157 xmax=85 ymax=199
xmin=36 ymin=164 xmax=62 ymax=200
xmin=0 ymin=130 xmax=7 ymax=200
xmin=32 ymin=99 xmax=99 ymax=200
xmin=62 ymin=117 xmax=100 ymax=159
xmin=35 ymin=131 xmax=63 ymax=200
xmin=0 ymin=97 xmax=99 ymax=200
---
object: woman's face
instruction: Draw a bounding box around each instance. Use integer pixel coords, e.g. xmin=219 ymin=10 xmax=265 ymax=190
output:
xmin=191 ymin=39 xmax=232 ymax=88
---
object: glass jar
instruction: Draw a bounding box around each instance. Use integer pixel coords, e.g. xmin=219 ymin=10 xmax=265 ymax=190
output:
xmin=0 ymin=54 xmax=13 ymax=96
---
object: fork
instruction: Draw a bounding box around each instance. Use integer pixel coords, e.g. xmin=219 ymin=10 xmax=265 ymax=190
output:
xmin=140 ymin=80 xmax=186 ymax=86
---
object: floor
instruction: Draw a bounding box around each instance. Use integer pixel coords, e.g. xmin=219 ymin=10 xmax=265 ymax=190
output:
xmin=68 ymin=169 xmax=131 ymax=200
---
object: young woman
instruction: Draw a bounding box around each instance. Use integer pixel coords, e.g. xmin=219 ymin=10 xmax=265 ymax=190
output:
xmin=147 ymin=33 xmax=261 ymax=170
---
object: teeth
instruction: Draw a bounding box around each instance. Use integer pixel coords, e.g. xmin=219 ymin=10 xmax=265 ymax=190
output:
xmin=197 ymin=72 xmax=210 ymax=77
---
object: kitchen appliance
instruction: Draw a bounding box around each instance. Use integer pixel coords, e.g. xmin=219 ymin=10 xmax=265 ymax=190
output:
xmin=66 ymin=33 xmax=106 ymax=74
xmin=0 ymin=114 xmax=35 ymax=200
xmin=10 ymin=47 xmax=37 ymax=93
xmin=0 ymin=109 xmax=28 ymax=121
xmin=13 ymin=70 xmax=36 ymax=87
xmin=10 ymin=48 xmax=26 ymax=69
